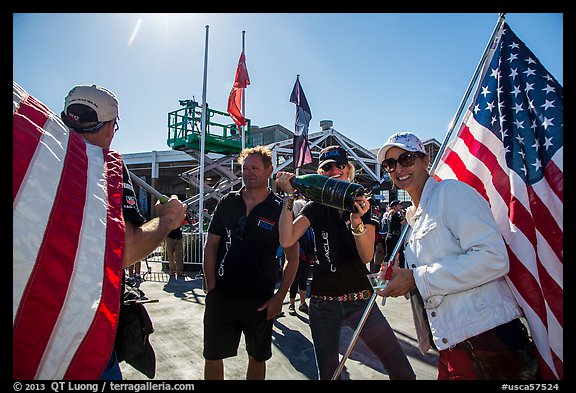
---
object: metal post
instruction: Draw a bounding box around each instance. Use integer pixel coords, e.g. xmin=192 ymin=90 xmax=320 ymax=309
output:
xmin=331 ymin=13 xmax=507 ymax=380
xmin=199 ymin=25 xmax=209 ymax=262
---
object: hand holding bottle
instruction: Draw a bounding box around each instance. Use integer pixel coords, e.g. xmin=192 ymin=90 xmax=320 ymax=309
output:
xmin=275 ymin=171 xmax=297 ymax=194
xmin=351 ymin=195 xmax=370 ymax=221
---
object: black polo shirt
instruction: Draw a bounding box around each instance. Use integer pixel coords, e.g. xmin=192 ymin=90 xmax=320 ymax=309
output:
xmin=302 ymin=201 xmax=380 ymax=297
xmin=208 ymin=188 xmax=284 ymax=301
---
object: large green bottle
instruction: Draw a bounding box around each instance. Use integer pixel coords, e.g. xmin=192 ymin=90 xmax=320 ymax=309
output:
xmin=291 ymin=174 xmax=365 ymax=212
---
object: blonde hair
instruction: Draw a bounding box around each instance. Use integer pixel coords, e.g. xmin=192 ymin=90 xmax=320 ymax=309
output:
xmin=238 ymin=145 xmax=273 ymax=168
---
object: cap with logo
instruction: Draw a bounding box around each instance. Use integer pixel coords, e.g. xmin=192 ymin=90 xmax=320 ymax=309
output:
xmin=318 ymin=145 xmax=349 ymax=168
xmin=61 ymin=84 xmax=118 ymax=132
xmin=377 ymin=132 xmax=426 ymax=164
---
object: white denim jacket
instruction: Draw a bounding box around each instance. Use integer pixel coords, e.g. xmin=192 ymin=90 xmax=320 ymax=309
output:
xmin=405 ymin=177 xmax=522 ymax=353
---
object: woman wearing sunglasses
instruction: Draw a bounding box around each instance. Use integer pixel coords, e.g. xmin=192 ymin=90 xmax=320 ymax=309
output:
xmin=376 ymin=132 xmax=536 ymax=380
xmin=275 ymin=145 xmax=415 ymax=380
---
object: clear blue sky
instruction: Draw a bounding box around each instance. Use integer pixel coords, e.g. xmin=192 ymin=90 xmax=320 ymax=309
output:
xmin=13 ymin=13 xmax=563 ymax=155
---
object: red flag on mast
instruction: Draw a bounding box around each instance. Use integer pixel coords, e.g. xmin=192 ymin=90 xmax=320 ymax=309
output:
xmin=227 ymin=51 xmax=250 ymax=127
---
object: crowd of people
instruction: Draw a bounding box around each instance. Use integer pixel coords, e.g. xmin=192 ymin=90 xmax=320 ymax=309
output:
xmin=13 ymin=82 xmax=539 ymax=381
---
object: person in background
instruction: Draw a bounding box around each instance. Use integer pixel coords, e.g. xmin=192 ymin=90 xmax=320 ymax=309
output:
xmin=275 ymin=145 xmax=415 ymax=380
xmin=371 ymin=200 xmax=385 ymax=273
xmin=376 ymin=131 xmax=537 ymax=380
xmin=287 ymin=197 xmax=315 ymax=316
xmin=384 ymin=199 xmax=406 ymax=268
xmin=166 ymin=225 xmax=186 ymax=279
xmin=202 ymin=146 xmax=299 ymax=380
xmin=127 ymin=261 xmax=142 ymax=286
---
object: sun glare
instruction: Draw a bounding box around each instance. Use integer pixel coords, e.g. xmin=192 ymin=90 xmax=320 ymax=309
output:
xmin=126 ymin=14 xmax=199 ymax=47
xmin=128 ymin=18 xmax=142 ymax=46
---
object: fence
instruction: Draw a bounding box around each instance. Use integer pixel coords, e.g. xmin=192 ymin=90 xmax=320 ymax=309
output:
xmin=143 ymin=229 xmax=206 ymax=273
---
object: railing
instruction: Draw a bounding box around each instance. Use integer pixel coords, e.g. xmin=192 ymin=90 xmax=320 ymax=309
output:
xmin=167 ymin=101 xmax=252 ymax=155
xmin=142 ymin=229 xmax=206 ymax=273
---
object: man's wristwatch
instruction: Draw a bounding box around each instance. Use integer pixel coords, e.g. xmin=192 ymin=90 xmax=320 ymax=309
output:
xmin=351 ymin=222 xmax=365 ymax=236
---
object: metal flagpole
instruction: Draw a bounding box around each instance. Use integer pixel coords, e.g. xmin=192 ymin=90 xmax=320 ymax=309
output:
xmin=331 ymin=13 xmax=507 ymax=380
xmin=294 ymin=74 xmax=300 ymax=177
xmin=129 ymin=169 xmax=194 ymax=220
xmin=199 ymin=25 xmax=209 ymax=256
xmin=241 ymin=30 xmax=246 ymax=151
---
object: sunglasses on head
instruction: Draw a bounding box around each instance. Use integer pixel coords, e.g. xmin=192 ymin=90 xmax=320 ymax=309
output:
xmin=382 ymin=151 xmax=424 ymax=173
xmin=321 ymin=162 xmax=347 ymax=172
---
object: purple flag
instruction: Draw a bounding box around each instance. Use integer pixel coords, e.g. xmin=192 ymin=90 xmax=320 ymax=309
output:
xmin=290 ymin=76 xmax=313 ymax=169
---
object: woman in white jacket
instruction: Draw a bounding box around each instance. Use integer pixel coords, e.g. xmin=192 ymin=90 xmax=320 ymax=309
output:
xmin=376 ymin=132 xmax=537 ymax=380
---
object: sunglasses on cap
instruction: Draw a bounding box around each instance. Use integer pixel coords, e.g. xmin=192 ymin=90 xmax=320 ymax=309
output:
xmin=321 ymin=162 xmax=347 ymax=172
xmin=382 ymin=151 xmax=425 ymax=173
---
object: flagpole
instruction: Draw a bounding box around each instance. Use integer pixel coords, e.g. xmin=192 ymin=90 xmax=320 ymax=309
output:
xmin=241 ymin=30 xmax=246 ymax=151
xmin=331 ymin=13 xmax=507 ymax=380
xmin=430 ymin=13 xmax=506 ymax=174
xmin=295 ymin=74 xmax=300 ymax=177
xmin=199 ymin=25 xmax=209 ymax=250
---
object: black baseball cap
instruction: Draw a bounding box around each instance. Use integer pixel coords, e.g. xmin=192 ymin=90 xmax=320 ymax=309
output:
xmin=318 ymin=146 xmax=348 ymax=168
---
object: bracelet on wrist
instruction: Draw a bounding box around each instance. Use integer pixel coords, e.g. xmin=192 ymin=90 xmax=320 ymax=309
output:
xmin=284 ymin=197 xmax=294 ymax=211
xmin=351 ymin=222 xmax=366 ymax=236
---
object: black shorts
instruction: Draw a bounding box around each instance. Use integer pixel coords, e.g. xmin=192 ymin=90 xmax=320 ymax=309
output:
xmin=203 ymin=288 xmax=273 ymax=362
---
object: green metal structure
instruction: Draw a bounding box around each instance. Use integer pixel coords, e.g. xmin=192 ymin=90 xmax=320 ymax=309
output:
xmin=167 ymin=100 xmax=252 ymax=155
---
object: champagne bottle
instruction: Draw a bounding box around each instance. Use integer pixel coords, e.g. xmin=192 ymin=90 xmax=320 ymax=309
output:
xmin=290 ymin=174 xmax=365 ymax=212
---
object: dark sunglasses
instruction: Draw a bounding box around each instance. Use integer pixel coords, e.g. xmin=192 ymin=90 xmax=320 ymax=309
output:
xmin=382 ymin=152 xmax=424 ymax=173
xmin=321 ymin=162 xmax=347 ymax=172
xmin=235 ymin=215 xmax=247 ymax=240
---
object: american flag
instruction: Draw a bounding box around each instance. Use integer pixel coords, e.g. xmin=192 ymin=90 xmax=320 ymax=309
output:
xmin=227 ymin=51 xmax=250 ymax=127
xmin=290 ymin=76 xmax=313 ymax=169
xmin=13 ymin=82 xmax=125 ymax=379
xmin=434 ymin=22 xmax=563 ymax=379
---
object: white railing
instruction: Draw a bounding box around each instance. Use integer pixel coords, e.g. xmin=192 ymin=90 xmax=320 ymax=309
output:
xmin=142 ymin=229 xmax=206 ymax=273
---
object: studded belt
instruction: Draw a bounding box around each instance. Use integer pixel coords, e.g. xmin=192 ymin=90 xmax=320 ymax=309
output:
xmin=311 ymin=289 xmax=372 ymax=302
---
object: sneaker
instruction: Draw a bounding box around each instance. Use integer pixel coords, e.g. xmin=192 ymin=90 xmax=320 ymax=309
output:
xmin=288 ymin=305 xmax=297 ymax=316
xmin=178 ymin=272 xmax=188 ymax=278
xmin=298 ymin=303 xmax=309 ymax=314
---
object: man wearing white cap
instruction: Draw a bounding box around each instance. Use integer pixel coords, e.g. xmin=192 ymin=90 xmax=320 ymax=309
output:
xmin=61 ymin=85 xmax=187 ymax=262
xmin=375 ymin=131 xmax=537 ymax=380
xmin=12 ymin=82 xmax=186 ymax=380
xmin=62 ymin=85 xmax=188 ymax=379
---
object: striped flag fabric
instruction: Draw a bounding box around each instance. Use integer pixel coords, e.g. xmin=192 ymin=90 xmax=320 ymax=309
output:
xmin=434 ymin=23 xmax=563 ymax=380
xmin=13 ymin=81 xmax=125 ymax=379
xmin=227 ymin=51 xmax=250 ymax=127
xmin=290 ymin=76 xmax=313 ymax=169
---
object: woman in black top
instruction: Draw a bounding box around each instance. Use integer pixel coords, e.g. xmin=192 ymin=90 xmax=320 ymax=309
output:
xmin=275 ymin=146 xmax=415 ymax=380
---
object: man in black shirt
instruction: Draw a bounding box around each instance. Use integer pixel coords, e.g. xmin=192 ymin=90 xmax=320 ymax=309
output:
xmin=203 ymin=146 xmax=299 ymax=380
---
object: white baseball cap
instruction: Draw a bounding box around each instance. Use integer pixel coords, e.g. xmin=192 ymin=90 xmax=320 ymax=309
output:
xmin=61 ymin=84 xmax=118 ymax=132
xmin=377 ymin=132 xmax=426 ymax=164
